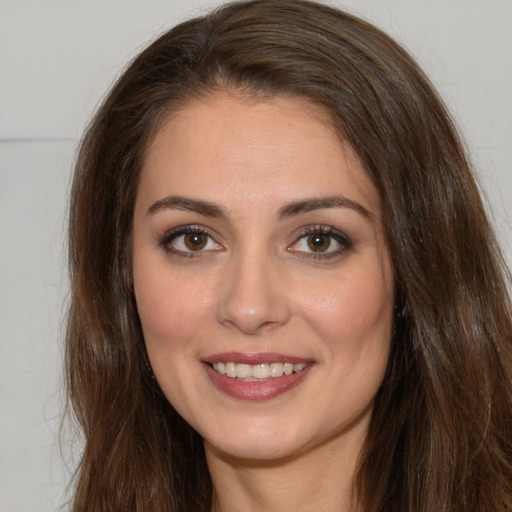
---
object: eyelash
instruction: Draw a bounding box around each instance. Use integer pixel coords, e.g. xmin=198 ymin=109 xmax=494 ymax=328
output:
xmin=159 ymin=224 xmax=352 ymax=260
xmin=160 ymin=225 xmax=220 ymax=258
xmin=290 ymin=225 xmax=352 ymax=260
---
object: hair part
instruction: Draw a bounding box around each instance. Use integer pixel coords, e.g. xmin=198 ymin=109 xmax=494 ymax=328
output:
xmin=66 ymin=1 xmax=512 ymax=510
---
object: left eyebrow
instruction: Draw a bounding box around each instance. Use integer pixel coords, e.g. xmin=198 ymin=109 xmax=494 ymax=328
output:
xmin=146 ymin=194 xmax=372 ymax=222
xmin=278 ymin=196 xmax=372 ymax=220
xmin=146 ymin=195 xmax=228 ymax=219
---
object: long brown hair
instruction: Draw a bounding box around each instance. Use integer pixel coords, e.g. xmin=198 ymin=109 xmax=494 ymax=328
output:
xmin=66 ymin=1 xmax=512 ymax=510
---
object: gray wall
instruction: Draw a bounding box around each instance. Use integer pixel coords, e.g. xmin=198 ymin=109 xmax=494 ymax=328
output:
xmin=1 ymin=1 xmax=511 ymax=510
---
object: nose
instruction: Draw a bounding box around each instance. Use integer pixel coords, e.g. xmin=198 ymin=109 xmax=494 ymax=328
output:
xmin=215 ymin=250 xmax=291 ymax=335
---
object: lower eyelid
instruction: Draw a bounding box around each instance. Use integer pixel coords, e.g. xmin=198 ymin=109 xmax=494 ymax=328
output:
xmin=287 ymin=225 xmax=353 ymax=259
xmin=159 ymin=225 xmax=351 ymax=259
xmin=160 ymin=227 xmax=209 ymax=249
xmin=175 ymin=234 xmax=213 ymax=251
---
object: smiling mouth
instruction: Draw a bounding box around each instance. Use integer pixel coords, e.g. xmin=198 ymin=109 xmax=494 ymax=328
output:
xmin=204 ymin=356 xmax=314 ymax=400
xmin=210 ymin=362 xmax=308 ymax=381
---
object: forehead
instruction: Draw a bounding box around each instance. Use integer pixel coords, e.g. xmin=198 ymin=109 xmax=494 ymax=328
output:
xmin=138 ymin=93 xmax=381 ymax=217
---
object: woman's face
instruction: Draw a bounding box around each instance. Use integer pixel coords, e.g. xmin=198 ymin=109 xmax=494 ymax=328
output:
xmin=133 ymin=93 xmax=394 ymax=462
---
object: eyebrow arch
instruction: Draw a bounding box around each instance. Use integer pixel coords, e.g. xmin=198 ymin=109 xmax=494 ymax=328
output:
xmin=147 ymin=194 xmax=372 ymax=222
xmin=278 ymin=196 xmax=372 ymax=220
xmin=147 ymin=196 xmax=228 ymax=219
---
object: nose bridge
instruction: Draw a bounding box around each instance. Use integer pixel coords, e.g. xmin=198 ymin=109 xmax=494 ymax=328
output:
xmin=216 ymin=245 xmax=290 ymax=334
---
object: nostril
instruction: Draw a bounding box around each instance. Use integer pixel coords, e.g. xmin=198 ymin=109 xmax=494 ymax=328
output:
xmin=214 ymin=259 xmax=292 ymax=334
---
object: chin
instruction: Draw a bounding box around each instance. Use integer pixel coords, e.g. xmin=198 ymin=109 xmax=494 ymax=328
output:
xmin=200 ymin=414 xmax=300 ymax=458
xmin=205 ymin=431 xmax=306 ymax=464
xmin=200 ymin=400 xmax=375 ymax=468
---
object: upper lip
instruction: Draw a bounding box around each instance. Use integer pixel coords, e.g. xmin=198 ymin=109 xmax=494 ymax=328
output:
xmin=203 ymin=352 xmax=313 ymax=365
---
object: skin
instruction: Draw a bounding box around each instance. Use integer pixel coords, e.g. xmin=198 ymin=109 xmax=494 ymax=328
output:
xmin=132 ymin=93 xmax=394 ymax=511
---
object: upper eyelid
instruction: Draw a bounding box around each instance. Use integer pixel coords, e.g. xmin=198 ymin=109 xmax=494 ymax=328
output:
xmin=158 ymin=223 xmax=352 ymax=250
xmin=289 ymin=225 xmax=353 ymax=257
xmin=159 ymin=225 xmax=222 ymax=257
xmin=159 ymin=225 xmax=219 ymax=248
xmin=294 ymin=225 xmax=351 ymax=242
xmin=161 ymin=224 xmax=217 ymax=240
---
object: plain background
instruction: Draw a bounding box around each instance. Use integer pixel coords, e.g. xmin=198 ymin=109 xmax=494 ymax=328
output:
xmin=1 ymin=1 xmax=511 ymax=510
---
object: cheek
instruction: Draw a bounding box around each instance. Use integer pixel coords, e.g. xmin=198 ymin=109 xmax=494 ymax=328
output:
xmin=133 ymin=261 xmax=211 ymax=351
xmin=298 ymin=264 xmax=393 ymax=353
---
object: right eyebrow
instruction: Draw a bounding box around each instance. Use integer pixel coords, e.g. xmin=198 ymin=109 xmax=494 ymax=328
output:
xmin=278 ymin=195 xmax=372 ymax=221
xmin=146 ymin=195 xmax=229 ymax=220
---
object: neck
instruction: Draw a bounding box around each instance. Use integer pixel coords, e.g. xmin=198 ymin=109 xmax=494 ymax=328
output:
xmin=206 ymin=430 xmax=364 ymax=512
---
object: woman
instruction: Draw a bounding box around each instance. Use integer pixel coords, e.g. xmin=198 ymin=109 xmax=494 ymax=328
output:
xmin=66 ymin=0 xmax=512 ymax=510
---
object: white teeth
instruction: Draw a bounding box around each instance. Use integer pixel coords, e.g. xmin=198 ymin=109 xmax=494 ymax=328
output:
xmin=252 ymin=363 xmax=270 ymax=379
xmin=270 ymin=362 xmax=284 ymax=377
xmin=225 ymin=362 xmax=237 ymax=378
xmin=211 ymin=361 xmax=308 ymax=380
xmin=236 ymin=364 xmax=253 ymax=379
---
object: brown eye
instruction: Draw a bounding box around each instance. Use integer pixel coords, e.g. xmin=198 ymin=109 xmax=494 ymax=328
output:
xmin=184 ymin=233 xmax=208 ymax=251
xmin=287 ymin=226 xmax=351 ymax=259
xmin=161 ymin=227 xmax=222 ymax=255
xmin=307 ymin=234 xmax=331 ymax=252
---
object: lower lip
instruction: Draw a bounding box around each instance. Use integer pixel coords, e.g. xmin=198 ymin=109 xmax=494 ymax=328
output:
xmin=203 ymin=363 xmax=314 ymax=401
